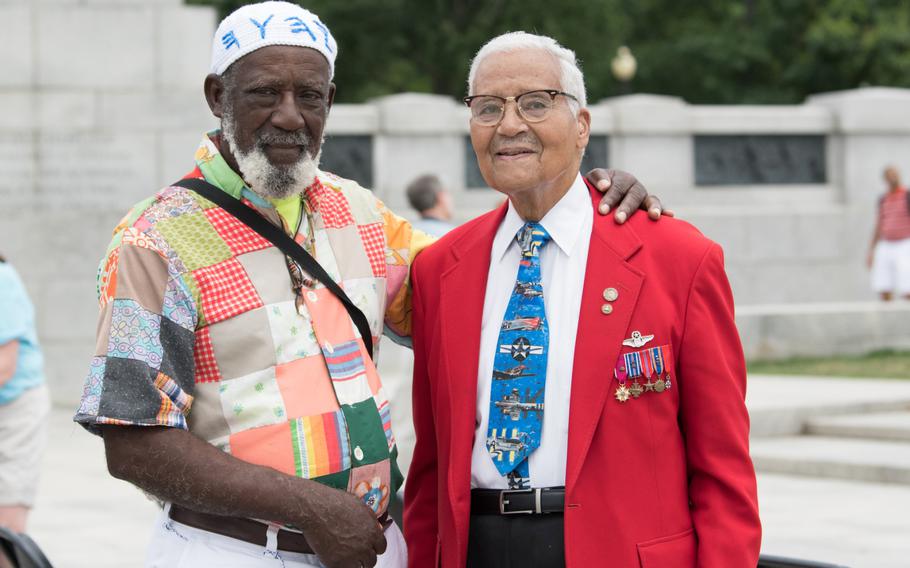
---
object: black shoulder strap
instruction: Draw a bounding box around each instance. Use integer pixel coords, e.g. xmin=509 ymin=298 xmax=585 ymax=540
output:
xmin=173 ymin=178 xmax=374 ymax=359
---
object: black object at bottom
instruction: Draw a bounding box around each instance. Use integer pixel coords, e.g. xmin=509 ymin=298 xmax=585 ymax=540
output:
xmin=467 ymin=510 xmax=565 ymax=567
xmin=0 ymin=526 xmax=54 ymax=568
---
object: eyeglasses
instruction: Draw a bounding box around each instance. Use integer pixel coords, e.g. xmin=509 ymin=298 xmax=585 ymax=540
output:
xmin=463 ymin=89 xmax=578 ymax=126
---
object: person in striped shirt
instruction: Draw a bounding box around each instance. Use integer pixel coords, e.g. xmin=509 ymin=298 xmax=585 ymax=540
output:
xmin=868 ymin=166 xmax=910 ymax=300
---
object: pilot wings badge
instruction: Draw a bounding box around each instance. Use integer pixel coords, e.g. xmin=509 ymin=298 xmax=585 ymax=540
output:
xmin=622 ymin=330 xmax=654 ymax=348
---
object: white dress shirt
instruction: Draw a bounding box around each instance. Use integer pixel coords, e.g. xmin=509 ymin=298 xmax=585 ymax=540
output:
xmin=471 ymin=173 xmax=593 ymax=489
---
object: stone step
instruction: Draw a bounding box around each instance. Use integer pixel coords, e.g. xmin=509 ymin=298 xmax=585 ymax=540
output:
xmin=806 ymin=411 xmax=910 ymax=442
xmin=751 ymin=436 xmax=910 ymax=485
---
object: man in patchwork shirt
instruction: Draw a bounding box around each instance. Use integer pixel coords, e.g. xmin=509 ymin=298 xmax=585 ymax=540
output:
xmin=74 ymin=2 xmax=658 ymax=567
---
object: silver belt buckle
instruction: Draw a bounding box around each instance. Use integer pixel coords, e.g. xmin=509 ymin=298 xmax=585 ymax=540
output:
xmin=499 ymin=488 xmax=537 ymax=515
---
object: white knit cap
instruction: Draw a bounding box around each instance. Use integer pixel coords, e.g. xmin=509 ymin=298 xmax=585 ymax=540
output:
xmin=210 ymin=1 xmax=337 ymax=78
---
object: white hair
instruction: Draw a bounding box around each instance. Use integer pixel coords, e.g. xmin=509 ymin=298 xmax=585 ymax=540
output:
xmin=467 ymin=31 xmax=587 ymax=110
xmin=221 ymin=103 xmax=322 ymax=199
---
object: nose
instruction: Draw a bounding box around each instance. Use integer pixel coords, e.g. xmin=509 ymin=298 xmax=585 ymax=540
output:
xmin=270 ymin=91 xmax=307 ymax=132
xmin=497 ymin=100 xmax=528 ymax=136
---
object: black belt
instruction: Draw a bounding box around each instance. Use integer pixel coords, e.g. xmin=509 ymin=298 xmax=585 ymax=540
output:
xmin=470 ymin=487 xmax=565 ymax=515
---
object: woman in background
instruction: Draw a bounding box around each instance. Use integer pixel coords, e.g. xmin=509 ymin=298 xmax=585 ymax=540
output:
xmin=0 ymin=253 xmax=50 ymax=534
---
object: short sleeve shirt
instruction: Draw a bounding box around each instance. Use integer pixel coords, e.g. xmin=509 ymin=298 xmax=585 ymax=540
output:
xmin=74 ymin=131 xmax=435 ymax=517
xmin=0 ymin=263 xmax=44 ymax=405
xmin=879 ymin=187 xmax=910 ymax=241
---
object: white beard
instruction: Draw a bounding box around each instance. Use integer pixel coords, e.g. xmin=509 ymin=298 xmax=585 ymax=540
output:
xmin=221 ymin=109 xmax=322 ymax=199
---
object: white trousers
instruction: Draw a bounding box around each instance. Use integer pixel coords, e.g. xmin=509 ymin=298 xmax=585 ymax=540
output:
xmin=871 ymin=237 xmax=910 ymax=295
xmin=146 ymin=506 xmax=407 ymax=568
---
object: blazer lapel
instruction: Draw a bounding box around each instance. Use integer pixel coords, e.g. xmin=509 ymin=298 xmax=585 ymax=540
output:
xmin=439 ymin=203 xmax=508 ymax=508
xmin=565 ymin=186 xmax=644 ymax=493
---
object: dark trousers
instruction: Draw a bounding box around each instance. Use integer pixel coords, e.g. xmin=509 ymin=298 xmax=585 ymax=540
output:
xmin=466 ymin=513 xmax=566 ymax=567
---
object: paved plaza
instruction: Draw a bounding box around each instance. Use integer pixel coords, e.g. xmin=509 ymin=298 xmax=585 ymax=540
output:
xmin=24 ymin=374 xmax=910 ymax=567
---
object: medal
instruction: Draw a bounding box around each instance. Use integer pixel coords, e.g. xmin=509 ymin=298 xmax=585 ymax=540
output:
xmin=641 ymin=349 xmax=655 ymax=392
xmin=629 ymin=380 xmax=644 ymax=398
xmin=614 ymin=383 xmax=631 ymax=402
xmin=614 ymin=356 xmax=630 ymax=403
xmin=650 ymin=346 xmax=666 ymax=393
xmin=659 ymin=345 xmax=672 ymax=390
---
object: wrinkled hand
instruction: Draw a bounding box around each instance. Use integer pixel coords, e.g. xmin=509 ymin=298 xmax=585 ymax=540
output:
xmin=303 ymin=487 xmax=387 ymax=568
xmin=585 ymin=168 xmax=675 ymax=224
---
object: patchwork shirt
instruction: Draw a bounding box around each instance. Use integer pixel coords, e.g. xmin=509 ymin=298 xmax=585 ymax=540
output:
xmin=74 ymin=132 xmax=434 ymax=518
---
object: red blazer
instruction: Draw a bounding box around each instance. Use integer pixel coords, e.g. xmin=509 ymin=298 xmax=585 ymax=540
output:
xmin=404 ymin=182 xmax=761 ymax=568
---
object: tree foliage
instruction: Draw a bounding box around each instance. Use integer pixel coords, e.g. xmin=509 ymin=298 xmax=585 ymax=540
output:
xmin=190 ymin=0 xmax=910 ymax=104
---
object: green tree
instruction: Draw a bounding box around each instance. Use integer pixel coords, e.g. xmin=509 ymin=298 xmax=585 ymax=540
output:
xmin=190 ymin=0 xmax=910 ymax=104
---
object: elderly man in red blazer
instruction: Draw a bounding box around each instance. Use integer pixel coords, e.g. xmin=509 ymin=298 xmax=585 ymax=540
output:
xmin=403 ymin=31 xmax=761 ymax=568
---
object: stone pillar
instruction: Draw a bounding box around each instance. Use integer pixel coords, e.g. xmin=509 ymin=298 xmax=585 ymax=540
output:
xmin=599 ymin=94 xmax=692 ymax=205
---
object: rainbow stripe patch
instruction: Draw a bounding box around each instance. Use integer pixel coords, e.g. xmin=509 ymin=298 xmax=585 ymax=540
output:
xmin=290 ymin=411 xmax=351 ymax=478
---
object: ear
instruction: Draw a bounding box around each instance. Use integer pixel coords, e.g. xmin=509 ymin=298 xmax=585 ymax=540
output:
xmin=576 ymin=107 xmax=591 ymax=150
xmin=326 ymin=82 xmax=337 ymax=114
xmin=204 ymin=73 xmax=226 ymax=119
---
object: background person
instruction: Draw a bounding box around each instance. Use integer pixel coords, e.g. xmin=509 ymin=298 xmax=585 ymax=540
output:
xmin=868 ymin=166 xmax=910 ymax=300
xmin=405 ymin=174 xmax=456 ymax=237
xmin=0 ymin=254 xmax=51 ymax=536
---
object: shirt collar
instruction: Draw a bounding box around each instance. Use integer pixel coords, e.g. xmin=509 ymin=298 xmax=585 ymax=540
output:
xmin=194 ymin=129 xmax=296 ymax=211
xmin=493 ymin=173 xmax=589 ymax=262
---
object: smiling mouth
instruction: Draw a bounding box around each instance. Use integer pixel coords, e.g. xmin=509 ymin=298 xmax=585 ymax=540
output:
xmin=495 ymin=148 xmax=536 ymax=159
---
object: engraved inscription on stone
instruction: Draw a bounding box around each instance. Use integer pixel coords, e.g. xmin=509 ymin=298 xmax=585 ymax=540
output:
xmin=320 ymin=135 xmax=373 ymax=189
xmin=464 ymin=135 xmax=609 ymax=189
xmin=695 ymin=135 xmax=826 ymax=186
xmin=36 ymin=132 xmax=157 ymax=209
xmin=0 ymin=135 xmax=36 ymax=204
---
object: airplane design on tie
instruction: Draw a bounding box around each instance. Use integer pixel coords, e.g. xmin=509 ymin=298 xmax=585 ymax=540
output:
xmin=492 ymin=364 xmax=536 ymax=380
xmin=513 ymin=281 xmax=543 ymax=298
xmin=486 ymin=431 xmax=531 ymax=459
xmin=501 ymin=316 xmax=543 ymax=331
xmin=494 ymin=388 xmax=545 ymax=420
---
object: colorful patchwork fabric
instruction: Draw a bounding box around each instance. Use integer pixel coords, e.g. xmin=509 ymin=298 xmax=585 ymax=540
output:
xmin=74 ymin=131 xmax=434 ymax=519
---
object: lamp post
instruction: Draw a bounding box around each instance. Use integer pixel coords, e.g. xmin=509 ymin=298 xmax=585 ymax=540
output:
xmin=611 ymin=45 xmax=637 ymax=95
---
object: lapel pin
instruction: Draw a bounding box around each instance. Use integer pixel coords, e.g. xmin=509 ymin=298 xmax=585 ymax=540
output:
xmin=622 ymin=330 xmax=654 ymax=348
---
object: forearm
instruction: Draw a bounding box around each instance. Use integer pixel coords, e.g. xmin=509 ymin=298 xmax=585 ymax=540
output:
xmin=102 ymin=425 xmax=332 ymax=531
xmin=0 ymin=340 xmax=18 ymax=387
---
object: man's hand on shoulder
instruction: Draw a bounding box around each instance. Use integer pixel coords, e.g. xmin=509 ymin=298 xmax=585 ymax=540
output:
xmin=585 ymin=168 xmax=675 ymax=224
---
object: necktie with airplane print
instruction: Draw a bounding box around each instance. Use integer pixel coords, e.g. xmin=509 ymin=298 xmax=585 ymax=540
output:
xmin=487 ymin=222 xmax=550 ymax=486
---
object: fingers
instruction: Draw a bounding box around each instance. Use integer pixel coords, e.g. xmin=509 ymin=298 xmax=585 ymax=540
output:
xmin=613 ymin=182 xmax=648 ymax=224
xmin=374 ymin=528 xmax=388 ymax=555
xmin=360 ymin=550 xmax=378 ymax=567
xmin=585 ymin=168 xmax=614 ymax=194
xmin=597 ymin=170 xmax=640 ymax=216
xmin=643 ymin=195 xmax=663 ymax=220
xmin=598 ymin=183 xmax=627 ymax=215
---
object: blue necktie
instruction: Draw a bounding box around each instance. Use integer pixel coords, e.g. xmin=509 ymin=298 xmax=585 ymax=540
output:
xmin=487 ymin=222 xmax=550 ymax=487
